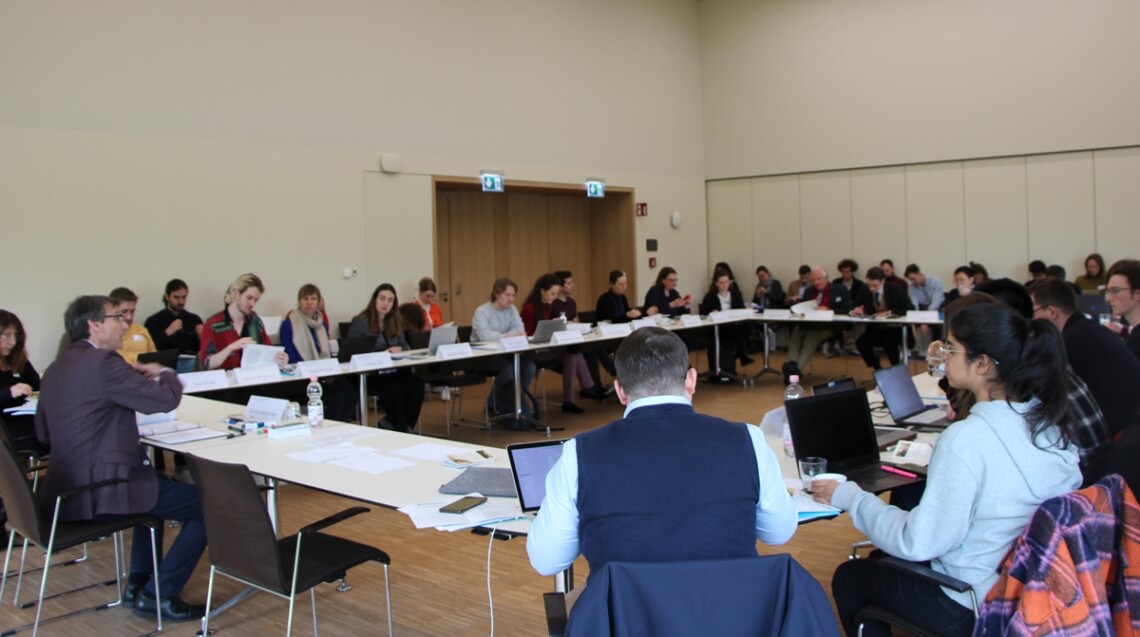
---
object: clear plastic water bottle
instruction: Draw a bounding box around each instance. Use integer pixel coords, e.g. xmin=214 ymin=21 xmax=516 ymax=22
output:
xmin=559 ymin=311 xmax=568 ymax=324
xmin=782 ymin=375 xmax=804 ymax=457
xmin=306 ymin=376 xmax=324 ymax=426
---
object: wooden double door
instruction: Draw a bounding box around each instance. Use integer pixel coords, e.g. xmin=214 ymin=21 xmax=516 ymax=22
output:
xmin=434 ymin=182 xmax=635 ymax=326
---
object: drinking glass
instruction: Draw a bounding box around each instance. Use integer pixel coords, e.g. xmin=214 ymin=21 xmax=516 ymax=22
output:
xmin=798 ymin=457 xmax=827 ymax=493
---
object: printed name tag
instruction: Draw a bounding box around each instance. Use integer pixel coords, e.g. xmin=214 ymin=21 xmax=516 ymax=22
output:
xmin=233 ymin=364 xmax=282 ymax=386
xmin=437 ymin=343 xmax=474 ymax=360
xmin=631 ymin=318 xmax=657 ymax=330
xmin=245 ymin=395 xmax=289 ymax=423
xmin=600 ymin=323 xmax=632 ymax=338
xmin=178 ymin=370 xmax=229 ymax=392
xmin=551 ymin=330 xmax=584 ymax=344
xmin=678 ymin=314 xmax=703 ymax=327
xmin=763 ymin=309 xmax=791 ymax=319
xmin=296 ymin=358 xmax=342 ymax=378
xmin=907 ymin=310 xmax=941 ymax=322
xmin=500 ymin=336 xmax=529 ymax=352
xmin=709 ymin=312 xmax=732 ymax=323
xmin=804 ymin=310 xmax=835 ymax=320
xmin=351 ymin=352 xmax=393 ymax=370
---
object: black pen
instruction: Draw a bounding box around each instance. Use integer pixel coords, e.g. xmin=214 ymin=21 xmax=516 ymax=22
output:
xmin=226 ymin=431 xmax=246 ymax=440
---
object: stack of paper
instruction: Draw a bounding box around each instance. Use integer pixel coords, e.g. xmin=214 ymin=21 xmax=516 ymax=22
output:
xmin=2 ymin=399 xmax=36 ymax=416
xmin=793 ymin=492 xmax=841 ymax=522
xmin=398 ymin=495 xmax=525 ymax=531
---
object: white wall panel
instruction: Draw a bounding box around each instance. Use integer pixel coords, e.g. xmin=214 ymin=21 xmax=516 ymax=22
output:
xmin=851 ymin=167 xmax=907 ymax=275
xmin=963 ymin=157 xmax=1028 ymax=281
xmin=905 ymin=163 xmax=965 ymax=281
xmin=751 ymin=175 xmax=802 ymax=284
xmin=799 ymin=171 xmax=852 ymax=275
xmin=1093 ymin=147 xmax=1140 ymax=266
xmin=706 ymin=179 xmax=754 ymax=283
xmin=1026 ymin=152 xmax=1096 ymax=276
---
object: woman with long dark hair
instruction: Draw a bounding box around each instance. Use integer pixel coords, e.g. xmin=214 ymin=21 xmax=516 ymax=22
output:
xmin=520 ymin=274 xmax=598 ymax=412
xmin=0 ymin=310 xmax=43 ymax=449
xmin=349 ymin=283 xmax=425 ymax=431
xmin=814 ymin=303 xmax=1082 ymax=637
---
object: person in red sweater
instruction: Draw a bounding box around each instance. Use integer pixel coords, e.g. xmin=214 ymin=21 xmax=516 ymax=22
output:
xmin=520 ymin=273 xmax=597 ymax=413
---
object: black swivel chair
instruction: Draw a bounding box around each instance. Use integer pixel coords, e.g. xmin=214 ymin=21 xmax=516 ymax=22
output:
xmin=0 ymin=441 xmax=162 ymax=636
xmin=187 ymin=455 xmax=394 ymax=637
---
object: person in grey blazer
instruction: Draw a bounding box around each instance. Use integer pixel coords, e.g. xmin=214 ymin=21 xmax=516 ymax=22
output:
xmin=35 ymin=295 xmax=207 ymax=622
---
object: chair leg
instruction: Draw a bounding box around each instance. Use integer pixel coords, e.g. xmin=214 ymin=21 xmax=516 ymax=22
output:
xmin=148 ymin=526 xmax=163 ymax=633
xmin=31 ymin=527 xmax=58 ymax=636
xmin=0 ymin=530 xmax=16 ymax=604
xmin=383 ymin=563 xmax=393 ymax=637
xmin=201 ymin=565 xmax=217 ymax=637
xmin=311 ymin=587 xmax=319 ymax=636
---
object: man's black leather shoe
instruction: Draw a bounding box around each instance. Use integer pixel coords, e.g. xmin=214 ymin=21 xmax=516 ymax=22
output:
xmin=122 ymin=580 xmax=145 ymax=605
xmin=134 ymin=593 xmax=207 ymax=623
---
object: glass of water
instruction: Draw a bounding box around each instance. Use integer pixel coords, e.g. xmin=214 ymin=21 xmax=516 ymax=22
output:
xmin=798 ymin=457 xmax=827 ymax=493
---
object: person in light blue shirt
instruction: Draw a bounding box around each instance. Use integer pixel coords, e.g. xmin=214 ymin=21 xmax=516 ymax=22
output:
xmin=527 ymin=327 xmax=796 ymax=584
xmin=903 ymin=263 xmax=945 ymax=311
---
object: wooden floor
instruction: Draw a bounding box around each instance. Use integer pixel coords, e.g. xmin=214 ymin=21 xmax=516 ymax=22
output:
xmin=0 ymin=350 xmax=916 ymax=636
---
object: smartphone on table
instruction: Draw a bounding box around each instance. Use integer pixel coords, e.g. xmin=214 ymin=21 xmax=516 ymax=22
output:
xmin=439 ymin=495 xmax=487 ymax=514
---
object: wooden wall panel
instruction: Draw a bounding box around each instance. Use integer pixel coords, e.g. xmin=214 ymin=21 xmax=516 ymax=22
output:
xmin=963 ymin=157 xmax=1028 ymax=281
xmin=706 ymin=179 xmax=754 ymax=285
xmin=799 ymin=171 xmax=853 ymax=275
xmin=1094 ymin=147 xmax=1140 ymax=267
xmin=751 ymin=175 xmax=802 ymax=284
xmin=850 ymin=167 xmax=907 ymax=274
xmin=506 ymin=192 xmax=550 ymax=297
xmin=1027 ymin=152 xmax=1096 ymax=276
xmin=445 ymin=191 xmax=501 ymax=324
xmin=589 ymin=192 xmax=637 ymax=305
xmin=547 ymin=196 xmax=594 ymax=305
xmin=905 ymin=162 xmax=965 ymax=281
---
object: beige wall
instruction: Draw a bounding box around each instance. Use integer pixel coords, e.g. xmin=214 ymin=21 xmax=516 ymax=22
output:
xmin=0 ymin=0 xmax=710 ymax=369
xmin=700 ymin=0 xmax=1140 ymax=178
xmin=706 ymin=147 xmax=1140 ymax=291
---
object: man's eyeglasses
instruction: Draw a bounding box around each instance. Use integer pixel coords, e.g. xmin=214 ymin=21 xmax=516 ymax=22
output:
xmin=1106 ymin=287 xmax=1133 ymax=296
xmin=1032 ymin=304 xmax=1053 ymax=315
xmin=103 ymin=314 xmax=127 ymax=323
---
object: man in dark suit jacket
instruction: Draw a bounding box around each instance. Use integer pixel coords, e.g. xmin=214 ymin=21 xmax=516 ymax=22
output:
xmin=1030 ymin=279 xmax=1140 ymax=439
xmin=853 ymin=267 xmax=914 ymax=370
xmin=786 ymin=266 xmax=854 ymax=373
xmin=35 ymin=295 xmax=207 ymax=622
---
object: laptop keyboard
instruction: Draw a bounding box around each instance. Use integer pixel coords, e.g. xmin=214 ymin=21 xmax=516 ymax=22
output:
xmin=907 ymin=408 xmax=947 ymax=425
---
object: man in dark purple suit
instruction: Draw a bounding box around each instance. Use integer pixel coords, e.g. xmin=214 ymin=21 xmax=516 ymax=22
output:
xmin=36 ymin=295 xmax=207 ymax=622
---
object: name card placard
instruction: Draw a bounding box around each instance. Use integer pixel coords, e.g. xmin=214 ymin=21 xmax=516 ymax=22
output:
xmin=600 ymin=323 xmax=633 ymax=338
xmin=567 ymin=322 xmax=593 ymax=332
xmin=437 ymin=343 xmax=474 ymax=360
xmin=728 ymin=309 xmax=756 ymax=319
xmin=245 ymin=395 xmax=290 ymax=423
xmin=679 ymin=314 xmax=704 ymax=328
xmin=233 ymin=364 xmax=282 ymax=386
xmin=709 ymin=312 xmax=732 ymax=324
xmin=804 ymin=310 xmax=836 ymax=321
xmin=551 ymin=330 xmax=584 ymax=345
xmin=500 ymin=336 xmax=529 ymax=352
xmin=762 ymin=309 xmax=791 ymax=319
xmin=907 ymin=310 xmax=941 ymax=322
xmin=631 ymin=318 xmax=658 ymax=331
xmin=178 ymin=370 xmax=230 ymax=392
xmin=351 ymin=351 xmax=393 ymax=370
xmin=296 ymin=358 xmax=343 ymax=378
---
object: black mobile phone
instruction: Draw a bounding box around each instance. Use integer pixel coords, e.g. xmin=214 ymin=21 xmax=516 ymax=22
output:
xmin=439 ymin=496 xmax=487 ymax=514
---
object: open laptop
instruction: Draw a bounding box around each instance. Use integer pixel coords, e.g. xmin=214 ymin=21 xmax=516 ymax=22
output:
xmin=401 ymin=325 xmax=459 ymax=359
xmin=1076 ymin=293 xmax=1109 ymax=319
xmin=874 ymin=365 xmax=949 ymax=427
xmin=811 ymin=377 xmax=857 ymax=396
xmin=529 ymin=319 xmax=566 ymax=344
xmin=336 ymin=336 xmax=377 ymax=363
xmin=786 ymin=389 xmax=923 ymax=494
xmin=507 ymin=439 xmax=568 ymax=512
xmin=137 ymin=349 xmax=179 ymax=369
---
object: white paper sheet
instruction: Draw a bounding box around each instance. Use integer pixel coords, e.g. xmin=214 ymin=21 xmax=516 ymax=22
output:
xmin=328 ymin=453 xmax=415 ymax=475
xmin=287 ymin=445 xmax=374 ymax=464
xmin=241 ymin=344 xmax=285 ymax=368
xmin=390 ymin=442 xmax=475 ymax=462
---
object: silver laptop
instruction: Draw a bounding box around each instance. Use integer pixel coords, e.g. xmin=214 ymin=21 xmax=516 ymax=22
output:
xmin=529 ymin=319 xmax=566 ymax=344
xmin=402 ymin=325 xmax=459 ymax=359
xmin=507 ymin=439 xmax=568 ymax=512
xmin=874 ymin=365 xmax=949 ymax=427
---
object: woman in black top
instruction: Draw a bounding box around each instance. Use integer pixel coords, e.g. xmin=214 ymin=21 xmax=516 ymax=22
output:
xmin=699 ymin=269 xmax=746 ymax=382
xmin=349 ymin=284 xmax=424 ymax=432
xmin=0 ymin=310 xmax=43 ymax=450
xmin=643 ymin=267 xmax=692 ymax=318
xmin=594 ymin=270 xmax=643 ymax=324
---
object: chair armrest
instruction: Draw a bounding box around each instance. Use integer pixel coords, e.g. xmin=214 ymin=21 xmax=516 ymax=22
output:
xmin=57 ymin=477 xmax=129 ymax=501
xmin=300 ymin=506 xmax=370 ymax=535
xmin=879 ymin=556 xmax=972 ymax=593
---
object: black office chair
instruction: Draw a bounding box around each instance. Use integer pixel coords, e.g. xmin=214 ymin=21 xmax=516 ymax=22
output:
xmin=0 ymin=441 xmax=162 ymax=636
xmin=849 ymin=556 xmax=976 ymax=637
xmin=187 ymin=455 xmax=394 ymax=637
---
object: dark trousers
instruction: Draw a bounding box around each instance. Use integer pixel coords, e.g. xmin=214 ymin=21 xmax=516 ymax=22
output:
xmin=856 ymin=326 xmax=903 ymax=369
xmin=832 ymin=552 xmax=976 ymax=637
xmin=366 ymin=369 xmax=426 ymax=432
xmin=706 ymin=324 xmax=741 ymax=375
xmin=317 ymin=376 xmax=356 ymax=423
xmin=100 ymin=478 xmax=207 ymax=598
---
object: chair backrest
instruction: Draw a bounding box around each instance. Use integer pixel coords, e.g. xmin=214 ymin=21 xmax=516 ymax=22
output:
xmin=577 ymin=310 xmax=596 ymax=324
xmin=0 ymin=441 xmax=48 ymax=546
xmin=457 ymin=325 xmax=474 ymax=343
xmin=186 ymin=455 xmax=288 ymax=593
xmin=337 ymin=321 xmax=352 ymax=339
xmin=565 ymin=555 xmax=838 ymax=637
xmin=407 ymin=330 xmax=430 ymax=350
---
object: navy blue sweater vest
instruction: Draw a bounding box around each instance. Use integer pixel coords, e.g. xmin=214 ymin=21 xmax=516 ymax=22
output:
xmin=576 ymin=403 xmax=760 ymax=576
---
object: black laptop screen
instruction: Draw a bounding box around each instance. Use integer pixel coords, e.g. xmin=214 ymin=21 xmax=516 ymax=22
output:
xmin=785 ymin=389 xmax=880 ymax=471
xmin=507 ymin=440 xmax=567 ymax=512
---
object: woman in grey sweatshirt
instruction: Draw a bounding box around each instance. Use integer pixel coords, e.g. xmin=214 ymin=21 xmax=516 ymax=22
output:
xmin=813 ymin=303 xmax=1082 ymax=637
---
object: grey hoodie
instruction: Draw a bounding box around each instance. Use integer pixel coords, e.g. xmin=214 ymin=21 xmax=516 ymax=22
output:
xmin=832 ymin=399 xmax=1081 ymax=607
